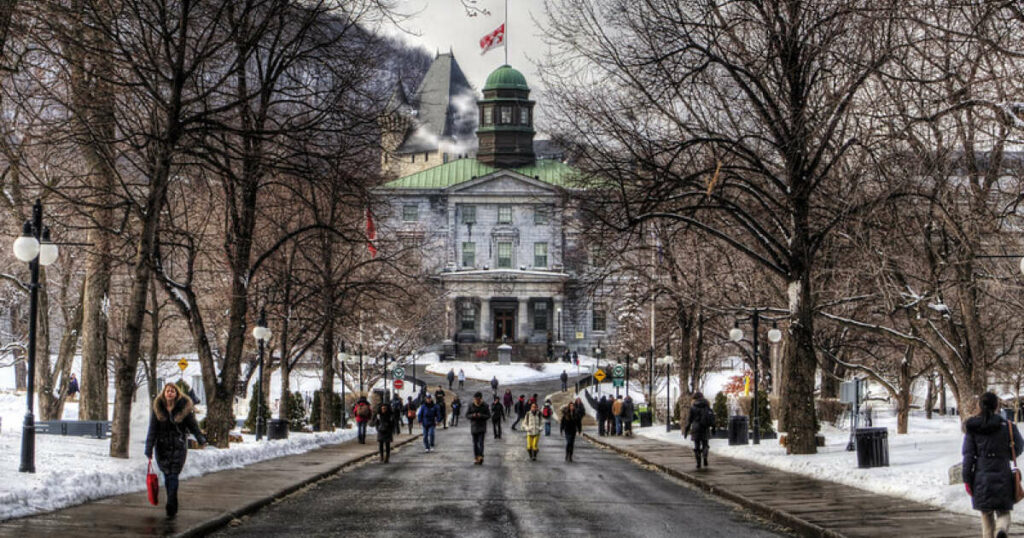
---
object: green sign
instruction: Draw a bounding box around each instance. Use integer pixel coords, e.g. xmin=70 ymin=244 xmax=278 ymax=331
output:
xmin=612 ymin=378 xmax=625 ymax=387
xmin=392 ymin=367 xmax=405 ymax=380
xmin=612 ymin=364 xmax=625 ymax=378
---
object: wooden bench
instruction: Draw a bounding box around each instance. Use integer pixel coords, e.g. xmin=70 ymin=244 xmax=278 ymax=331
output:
xmin=35 ymin=420 xmax=111 ymax=439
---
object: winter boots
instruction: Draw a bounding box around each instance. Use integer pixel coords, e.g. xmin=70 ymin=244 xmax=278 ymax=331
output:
xmin=527 ymin=449 xmax=538 ymax=461
xmin=703 ymin=453 xmax=708 ymax=468
xmin=694 ymin=449 xmax=703 ymax=469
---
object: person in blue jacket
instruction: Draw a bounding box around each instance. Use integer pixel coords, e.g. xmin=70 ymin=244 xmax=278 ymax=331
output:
xmin=417 ymin=394 xmax=442 ymax=452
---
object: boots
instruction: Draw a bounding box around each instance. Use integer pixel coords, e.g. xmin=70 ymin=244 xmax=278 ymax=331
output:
xmin=703 ymin=453 xmax=708 ymax=468
xmin=694 ymin=449 xmax=703 ymax=469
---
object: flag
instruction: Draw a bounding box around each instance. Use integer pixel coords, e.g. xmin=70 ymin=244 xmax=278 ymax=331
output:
xmin=480 ymin=23 xmax=505 ymax=55
xmin=366 ymin=209 xmax=377 ymax=258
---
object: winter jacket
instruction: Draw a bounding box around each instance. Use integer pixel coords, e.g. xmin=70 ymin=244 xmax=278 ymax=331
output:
xmin=466 ymin=401 xmax=492 ymax=434
xmin=67 ymin=378 xmax=79 ymax=395
xmin=560 ymin=372 xmax=568 ymax=384
xmin=514 ymin=399 xmax=526 ymax=417
xmin=491 ymin=378 xmax=499 ymax=391
xmin=354 ymin=400 xmax=372 ymax=423
xmin=523 ymin=410 xmax=544 ymax=436
xmin=417 ymin=402 xmax=442 ymax=427
xmin=447 ymin=371 xmax=455 ymax=382
xmin=503 ymin=392 xmax=514 ymax=409
xmin=372 ymin=409 xmax=395 ymax=443
xmin=963 ymin=413 xmax=1024 ymax=511
xmin=451 ymin=399 xmax=462 ymax=416
xmin=597 ymin=397 xmax=609 ymax=419
xmin=573 ymin=400 xmax=585 ymax=428
xmin=612 ymin=399 xmax=624 ymax=417
xmin=542 ymin=404 xmax=553 ymax=422
xmin=685 ymin=398 xmax=714 ymax=441
xmin=621 ymin=399 xmax=635 ymax=422
xmin=491 ymin=402 xmax=504 ymax=422
xmin=458 ymin=371 xmax=466 ymax=381
xmin=560 ymin=409 xmax=580 ymax=437
xmin=144 ymin=394 xmax=206 ymax=476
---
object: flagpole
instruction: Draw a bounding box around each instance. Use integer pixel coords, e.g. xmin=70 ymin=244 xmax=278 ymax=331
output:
xmin=505 ymin=0 xmax=508 ymax=65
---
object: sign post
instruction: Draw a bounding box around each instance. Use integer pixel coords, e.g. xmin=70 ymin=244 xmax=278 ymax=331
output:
xmin=394 ymin=379 xmax=404 ymax=390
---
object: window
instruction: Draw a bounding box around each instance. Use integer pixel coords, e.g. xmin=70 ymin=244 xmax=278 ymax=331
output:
xmin=533 ymin=302 xmax=548 ymax=331
xmin=592 ymin=305 xmax=607 ymax=332
xmin=402 ymin=204 xmax=418 ymax=222
xmin=498 ymin=205 xmax=512 ymax=224
xmin=534 ymin=242 xmax=548 ymax=268
xmin=461 ymin=304 xmax=476 ymax=331
xmin=482 ymin=105 xmax=493 ymax=125
xmin=501 ymin=106 xmax=512 ymax=124
xmin=462 ymin=242 xmax=475 ymax=267
xmin=462 ymin=205 xmax=476 ymax=224
xmin=443 ymin=153 xmax=449 ymax=163
xmin=497 ymin=242 xmax=512 ymax=268
xmin=534 ymin=206 xmax=548 ymax=225
xmin=520 ymin=107 xmax=530 ymax=125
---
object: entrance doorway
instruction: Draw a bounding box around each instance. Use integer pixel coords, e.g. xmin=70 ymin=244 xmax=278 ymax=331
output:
xmin=494 ymin=309 xmax=515 ymax=342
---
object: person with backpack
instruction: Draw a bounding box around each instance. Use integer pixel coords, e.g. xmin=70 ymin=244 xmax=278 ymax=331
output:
xmin=621 ymin=396 xmax=635 ymax=437
xmin=491 ymin=376 xmax=499 ymax=394
xmin=542 ymin=400 xmax=554 ymax=436
xmin=511 ymin=395 xmax=526 ymax=431
xmin=417 ymin=394 xmax=442 ymax=452
xmin=447 ymin=369 xmax=455 ymax=389
xmin=573 ymin=396 xmax=585 ymax=434
xmin=466 ymin=392 xmax=491 ymax=465
xmin=353 ymin=396 xmax=372 ymax=444
xmin=370 ymin=402 xmax=395 ymax=463
xmin=523 ymin=402 xmax=544 ymax=461
xmin=684 ymin=392 xmax=716 ymax=469
xmin=450 ymin=396 xmax=462 ymax=427
xmin=435 ymin=386 xmax=448 ymax=430
xmin=458 ymin=369 xmax=466 ymax=390
xmin=612 ymin=396 xmax=624 ymax=435
xmin=560 ymin=402 xmax=580 ymax=462
xmin=391 ymin=394 xmax=404 ymax=435
xmin=490 ymin=396 xmax=504 ymax=439
xmin=404 ymin=396 xmax=417 ymax=435
xmin=503 ymin=390 xmax=514 ymax=419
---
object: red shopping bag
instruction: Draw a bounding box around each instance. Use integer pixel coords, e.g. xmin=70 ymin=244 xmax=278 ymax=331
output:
xmin=146 ymin=460 xmax=159 ymax=506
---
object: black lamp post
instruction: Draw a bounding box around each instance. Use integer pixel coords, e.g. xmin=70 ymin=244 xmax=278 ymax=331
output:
xmin=13 ymin=199 xmax=59 ymax=473
xmin=252 ymin=308 xmax=271 ymax=441
xmin=661 ymin=356 xmax=673 ymax=432
xmin=358 ymin=346 xmax=364 ymax=393
xmin=730 ymin=309 xmax=782 ymax=445
xmin=339 ymin=341 xmax=347 ymax=425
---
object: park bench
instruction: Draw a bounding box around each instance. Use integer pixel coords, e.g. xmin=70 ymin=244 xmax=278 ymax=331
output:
xmin=35 ymin=420 xmax=111 ymax=439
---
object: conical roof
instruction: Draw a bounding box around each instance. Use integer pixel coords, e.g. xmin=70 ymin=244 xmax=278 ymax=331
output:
xmin=398 ymin=52 xmax=477 ymax=153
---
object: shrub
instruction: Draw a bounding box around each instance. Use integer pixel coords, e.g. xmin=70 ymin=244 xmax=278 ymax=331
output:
xmin=245 ymin=392 xmax=271 ymax=432
xmin=310 ymin=391 xmax=343 ymax=430
xmin=287 ymin=392 xmax=306 ymax=432
xmin=713 ymin=392 xmax=729 ymax=429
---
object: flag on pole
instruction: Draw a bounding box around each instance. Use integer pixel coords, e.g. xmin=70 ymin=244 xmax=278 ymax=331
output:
xmin=366 ymin=209 xmax=377 ymax=258
xmin=480 ymin=23 xmax=505 ymax=55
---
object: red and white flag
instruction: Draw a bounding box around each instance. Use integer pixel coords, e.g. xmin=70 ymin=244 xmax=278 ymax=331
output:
xmin=365 ymin=208 xmax=377 ymax=258
xmin=480 ymin=23 xmax=505 ymax=55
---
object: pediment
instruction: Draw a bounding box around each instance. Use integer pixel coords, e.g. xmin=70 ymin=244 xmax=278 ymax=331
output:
xmin=448 ymin=170 xmax=560 ymax=197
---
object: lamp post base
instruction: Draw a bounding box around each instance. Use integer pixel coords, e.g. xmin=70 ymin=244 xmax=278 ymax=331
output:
xmin=19 ymin=412 xmax=35 ymax=473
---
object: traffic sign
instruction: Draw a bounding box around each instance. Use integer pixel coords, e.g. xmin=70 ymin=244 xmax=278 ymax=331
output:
xmin=393 ymin=379 xmax=404 ymax=390
xmin=177 ymin=358 xmax=188 ymax=371
xmin=612 ymin=364 xmax=625 ymax=378
xmin=612 ymin=378 xmax=625 ymax=388
xmin=594 ymin=369 xmax=606 ymax=382
xmin=393 ymin=367 xmax=405 ymax=380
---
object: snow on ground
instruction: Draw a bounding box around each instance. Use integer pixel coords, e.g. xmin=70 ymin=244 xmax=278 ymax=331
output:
xmin=0 ymin=386 xmax=363 ymax=522
xmin=425 ymin=357 xmax=594 ymax=385
xmin=638 ymin=410 xmax=971 ymax=515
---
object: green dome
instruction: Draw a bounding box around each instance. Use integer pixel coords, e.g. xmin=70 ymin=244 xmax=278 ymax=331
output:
xmin=483 ymin=65 xmax=529 ymax=91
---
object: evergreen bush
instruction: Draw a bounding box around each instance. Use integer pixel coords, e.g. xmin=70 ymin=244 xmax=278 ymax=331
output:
xmin=713 ymin=391 xmax=729 ymax=429
xmin=287 ymin=392 xmax=307 ymax=432
xmin=244 ymin=392 xmax=270 ymax=432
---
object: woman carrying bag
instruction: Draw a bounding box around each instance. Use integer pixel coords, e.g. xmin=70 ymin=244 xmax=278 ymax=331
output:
xmin=145 ymin=383 xmax=206 ymax=518
xmin=963 ymin=391 xmax=1024 ymax=538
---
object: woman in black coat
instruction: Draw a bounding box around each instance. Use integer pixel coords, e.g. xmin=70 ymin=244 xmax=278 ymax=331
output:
xmin=371 ymin=403 xmax=395 ymax=463
xmin=145 ymin=383 xmax=206 ymax=518
xmin=684 ymin=392 xmax=714 ymax=469
xmin=963 ymin=392 xmax=1024 ymax=538
xmin=560 ymin=403 xmax=580 ymax=462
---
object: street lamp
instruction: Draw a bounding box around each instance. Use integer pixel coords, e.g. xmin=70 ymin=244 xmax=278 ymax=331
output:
xmin=556 ymin=308 xmax=563 ymax=343
xmin=658 ymin=355 xmax=673 ymax=432
xmin=338 ymin=342 xmax=348 ymax=425
xmin=252 ymin=308 xmax=271 ymax=441
xmin=13 ymin=199 xmax=58 ymax=473
xmin=730 ymin=311 xmax=782 ymax=445
xmin=636 ymin=355 xmax=647 ymax=403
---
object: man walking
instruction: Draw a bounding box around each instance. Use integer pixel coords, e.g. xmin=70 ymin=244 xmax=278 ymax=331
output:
xmin=447 ymin=369 xmax=455 ymax=389
xmin=458 ymin=369 xmax=466 ymax=390
xmin=466 ymin=392 xmax=491 ymax=465
xmin=621 ymin=396 xmax=634 ymax=437
xmin=491 ymin=396 xmax=504 ymax=439
xmin=542 ymin=399 xmax=554 ymax=436
xmin=391 ymin=393 xmax=404 ymax=435
xmin=511 ymin=395 xmax=526 ymax=431
xmin=417 ymin=394 xmax=441 ymax=452
xmin=435 ymin=385 xmax=448 ymax=429
xmin=596 ymin=395 xmax=608 ymax=436
xmin=491 ymin=376 xmax=499 ymax=394
xmin=560 ymin=370 xmax=568 ymax=392
xmin=503 ymin=390 xmax=514 ymax=419
xmin=612 ymin=396 xmax=624 ymax=436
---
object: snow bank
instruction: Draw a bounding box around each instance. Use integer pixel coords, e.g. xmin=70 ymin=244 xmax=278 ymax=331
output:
xmin=425 ymin=360 xmax=587 ymax=385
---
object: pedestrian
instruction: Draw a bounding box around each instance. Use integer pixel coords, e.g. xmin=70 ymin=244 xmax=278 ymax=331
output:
xmin=417 ymin=394 xmax=441 ymax=452
xmin=67 ymin=373 xmax=79 ymax=400
xmin=621 ymin=396 xmax=635 ymax=437
xmin=435 ymin=386 xmax=448 ymax=429
xmin=466 ymin=391 xmax=491 ymax=465
xmin=684 ymin=392 xmax=716 ymax=469
xmin=572 ymin=351 xmax=578 ymax=366
xmin=560 ymin=402 xmax=580 ymax=462
xmin=405 ymin=396 xmax=417 ymax=435
xmin=573 ymin=396 xmax=585 ymax=433
xmin=596 ymin=395 xmax=608 ymax=436
xmin=371 ymin=402 xmax=395 ymax=463
xmin=529 ymin=393 xmax=538 ymax=408
xmin=963 ymin=391 xmax=1024 ymax=538
xmin=145 ymin=383 xmax=207 ymax=518
xmin=612 ymin=396 xmax=624 ymax=435
xmin=560 ymin=370 xmax=568 ymax=392
xmin=542 ymin=400 xmax=553 ymax=436
xmin=491 ymin=376 xmax=499 ymax=394
xmin=503 ymin=389 xmax=514 ymax=419
xmin=511 ymin=395 xmax=526 ymax=431
xmin=451 ymin=396 xmax=462 ymax=427
xmin=523 ymin=402 xmax=544 ymax=461
xmin=391 ymin=393 xmax=404 ymax=435
xmin=458 ymin=369 xmax=466 ymax=390
xmin=447 ymin=369 xmax=455 ymax=389
xmin=491 ymin=396 xmax=504 ymax=439
xmin=353 ymin=395 xmax=372 ymax=444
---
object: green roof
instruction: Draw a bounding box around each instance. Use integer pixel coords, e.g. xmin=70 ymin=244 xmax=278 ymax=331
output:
xmin=483 ymin=65 xmax=529 ymax=91
xmin=380 ymin=158 xmax=578 ymax=189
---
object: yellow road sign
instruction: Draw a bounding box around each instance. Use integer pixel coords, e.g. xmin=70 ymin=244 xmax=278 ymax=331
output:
xmin=178 ymin=358 xmax=189 ymax=371
xmin=594 ymin=369 xmax=606 ymax=382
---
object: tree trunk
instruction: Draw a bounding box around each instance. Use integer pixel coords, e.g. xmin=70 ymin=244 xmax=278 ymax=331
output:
xmin=43 ymin=284 xmax=83 ymax=421
xmin=35 ymin=267 xmax=56 ymax=420
xmin=278 ymin=315 xmax=290 ymax=420
xmin=896 ymin=352 xmax=911 ymax=434
xmin=10 ymin=303 xmax=25 ymax=390
xmin=319 ymin=318 xmax=336 ymax=432
xmin=146 ymin=278 xmax=160 ymax=402
xmin=781 ymin=275 xmax=818 ymax=454
xmin=925 ymin=374 xmax=934 ymax=420
xmin=939 ymin=374 xmax=947 ymax=416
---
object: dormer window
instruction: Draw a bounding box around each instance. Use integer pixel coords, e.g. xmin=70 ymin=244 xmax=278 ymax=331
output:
xmin=520 ymin=108 xmax=530 ymax=125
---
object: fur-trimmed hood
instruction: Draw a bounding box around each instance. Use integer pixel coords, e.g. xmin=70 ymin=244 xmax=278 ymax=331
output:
xmin=153 ymin=393 xmax=194 ymax=423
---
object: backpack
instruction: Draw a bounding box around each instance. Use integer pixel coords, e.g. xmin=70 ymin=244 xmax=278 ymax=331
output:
xmin=542 ymin=407 xmax=551 ymax=418
xmin=406 ymin=405 xmax=416 ymax=419
xmin=698 ymin=407 xmax=715 ymax=429
xmin=357 ymin=402 xmax=371 ymax=419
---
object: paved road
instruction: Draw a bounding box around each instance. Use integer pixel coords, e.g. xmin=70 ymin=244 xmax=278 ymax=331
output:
xmin=215 ymin=415 xmax=788 ymax=537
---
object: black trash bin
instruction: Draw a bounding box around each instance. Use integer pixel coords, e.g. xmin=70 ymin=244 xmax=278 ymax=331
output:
xmin=728 ymin=415 xmax=749 ymax=445
xmin=639 ymin=410 xmax=653 ymax=428
xmin=854 ymin=427 xmax=889 ymax=468
xmin=268 ymin=419 xmax=289 ymax=440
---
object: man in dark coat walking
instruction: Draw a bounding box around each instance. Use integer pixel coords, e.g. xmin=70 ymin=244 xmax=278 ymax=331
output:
xmin=447 ymin=369 xmax=455 ymax=389
xmin=963 ymin=391 xmax=1024 ymax=538
xmin=596 ymin=396 xmax=608 ymax=436
xmin=491 ymin=376 xmax=499 ymax=394
xmin=417 ymin=394 xmax=442 ymax=452
xmin=511 ymin=395 xmax=526 ymax=431
xmin=684 ymin=392 xmax=715 ymax=469
xmin=466 ymin=392 xmax=492 ymax=464
xmin=490 ymin=396 xmax=504 ymax=439
xmin=560 ymin=370 xmax=569 ymax=392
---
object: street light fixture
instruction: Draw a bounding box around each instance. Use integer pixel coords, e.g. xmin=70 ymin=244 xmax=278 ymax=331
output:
xmin=658 ymin=355 xmax=673 ymax=432
xmin=252 ymin=308 xmax=271 ymax=441
xmin=338 ymin=342 xmax=348 ymax=425
xmin=556 ymin=308 xmax=563 ymax=343
xmin=14 ymin=199 xmax=58 ymax=473
xmin=730 ymin=311 xmax=782 ymax=445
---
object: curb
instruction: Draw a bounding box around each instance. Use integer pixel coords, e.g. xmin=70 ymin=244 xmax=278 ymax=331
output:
xmin=583 ymin=433 xmax=844 ymax=538
xmin=177 ymin=434 xmax=421 ymax=537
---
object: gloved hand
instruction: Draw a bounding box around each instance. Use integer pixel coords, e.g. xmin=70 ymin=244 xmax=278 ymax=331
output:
xmin=965 ymin=483 xmax=973 ymax=496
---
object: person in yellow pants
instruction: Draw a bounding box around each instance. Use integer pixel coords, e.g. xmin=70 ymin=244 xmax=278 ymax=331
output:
xmin=523 ymin=402 xmax=544 ymax=461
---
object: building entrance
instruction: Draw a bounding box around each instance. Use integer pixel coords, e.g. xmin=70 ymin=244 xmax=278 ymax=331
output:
xmin=494 ymin=309 xmax=515 ymax=342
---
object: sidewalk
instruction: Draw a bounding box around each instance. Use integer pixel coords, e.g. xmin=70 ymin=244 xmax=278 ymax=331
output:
xmin=0 ymin=432 xmax=420 ymax=538
xmin=584 ymin=433 xmax=977 ymax=538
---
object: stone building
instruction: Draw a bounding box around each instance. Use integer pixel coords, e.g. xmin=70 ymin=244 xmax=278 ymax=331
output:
xmin=378 ymin=61 xmax=615 ymax=360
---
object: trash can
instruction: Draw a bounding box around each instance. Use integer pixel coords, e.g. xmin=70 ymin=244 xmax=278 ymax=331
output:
xmin=639 ymin=410 xmax=653 ymax=428
xmin=728 ymin=415 xmax=749 ymax=445
xmin=854 ymin=427 xmax=889 ymax=468
xmin=268 ymin=419 xmax=289 ymax=441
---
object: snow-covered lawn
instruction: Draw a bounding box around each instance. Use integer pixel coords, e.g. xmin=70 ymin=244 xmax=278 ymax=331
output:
xmin=638 ymin=410 xmax=971 ymax=515
xmin=425 ymin=357 xmax=593 ymax=385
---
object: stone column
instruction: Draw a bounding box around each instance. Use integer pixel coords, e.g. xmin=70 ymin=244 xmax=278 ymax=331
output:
xmin=517 ymin=297 xmax=530 ymax=343
xmin=480 ymin=297 xmax=492 ymax=342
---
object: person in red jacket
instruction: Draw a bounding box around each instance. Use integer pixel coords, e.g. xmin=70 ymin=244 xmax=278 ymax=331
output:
xmin=353 ymin=396 xmax=372 ymax=444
